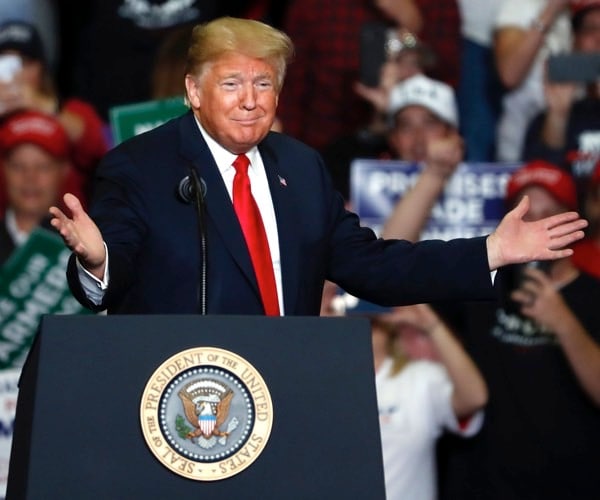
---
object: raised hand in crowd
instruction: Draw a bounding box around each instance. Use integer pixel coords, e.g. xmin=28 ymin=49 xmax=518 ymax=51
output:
xmin=385 ymin=303 xmax=488 ymax=417
xmin=382 ymin=131 xmax=463 ymax=241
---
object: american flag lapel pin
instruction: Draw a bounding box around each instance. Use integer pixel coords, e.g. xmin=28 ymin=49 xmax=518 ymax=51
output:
xmin=278 ymin=175 xmax=287 ymax=187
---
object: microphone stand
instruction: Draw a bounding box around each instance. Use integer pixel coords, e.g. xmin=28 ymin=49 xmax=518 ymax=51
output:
xmin=189 ymin=167 xmax=208 ymax=315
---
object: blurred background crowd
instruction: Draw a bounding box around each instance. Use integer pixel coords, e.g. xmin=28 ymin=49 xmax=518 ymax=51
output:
xmin=1 ymin=1 xmax=600 ymax=499
xmin=2 ymin=0 xmax=600 ymax=215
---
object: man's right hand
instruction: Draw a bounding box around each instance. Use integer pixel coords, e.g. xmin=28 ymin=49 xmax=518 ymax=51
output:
xmin=49 ymin=193 xmax=106 ymax=280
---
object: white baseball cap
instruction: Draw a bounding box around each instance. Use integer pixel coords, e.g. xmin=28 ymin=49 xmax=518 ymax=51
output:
xmin=388 ymin=74 xmax=459 ymax=127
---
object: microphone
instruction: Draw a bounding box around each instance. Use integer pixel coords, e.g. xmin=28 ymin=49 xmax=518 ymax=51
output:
xmin=178 ymin=166 xmax=208 ymax=315
xmin=178 ymin=175 xmax=207 ymax=203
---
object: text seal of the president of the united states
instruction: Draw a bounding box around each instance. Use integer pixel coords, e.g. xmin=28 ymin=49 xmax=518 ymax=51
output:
xmin=140 ymin=346 xmax=273 ymax=480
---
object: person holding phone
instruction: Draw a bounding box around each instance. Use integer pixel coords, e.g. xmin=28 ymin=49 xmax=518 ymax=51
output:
xmin=493 ymin=0 xmax=572 ymax=163
xmin=449 ymin=159 xmax=600 ymax=500
xmin=522 ymin=0 xmax=600 ymax=196
xmin=277 ymin=0 xmax=461 ymax=157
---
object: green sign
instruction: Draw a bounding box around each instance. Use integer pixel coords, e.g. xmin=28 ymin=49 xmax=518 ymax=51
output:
xmin=0 ymin=228 xmax=90 ymax=369
xmin=109 ymin=96 xmax=189 ymax=144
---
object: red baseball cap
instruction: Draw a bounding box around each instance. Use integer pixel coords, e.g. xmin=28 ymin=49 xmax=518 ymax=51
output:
xmin=506 ymin=160 xmax=578 ymax=211
xmin=0 ymin=110 xmax=69 ymax=158
xmin=570 ymin=0 xmax=600 ymax=16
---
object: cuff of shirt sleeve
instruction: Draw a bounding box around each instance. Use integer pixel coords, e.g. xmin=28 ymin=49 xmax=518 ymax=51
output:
xmin=76 ymin=242 xmax=109 ymax=289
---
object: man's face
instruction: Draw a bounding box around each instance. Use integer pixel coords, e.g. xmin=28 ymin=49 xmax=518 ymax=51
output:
xmin=388 ymin=106 xmax=451 ymax=162
xmin=575 ymin=9 xmax=600 ymax=52
xmin=2 ymin=143 xmax=66 ymax=219
xmin=185 ymin=52 xmax=278 ymax=154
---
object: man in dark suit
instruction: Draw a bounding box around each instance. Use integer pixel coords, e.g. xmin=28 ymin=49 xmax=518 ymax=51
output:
xmin=49 ymin=17 xmax=587 ymax=316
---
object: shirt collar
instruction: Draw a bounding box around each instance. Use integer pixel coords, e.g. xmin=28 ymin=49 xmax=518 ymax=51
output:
xmin=5 ymin=208 xmax=29 ymax=246
xmin=193 ymin=116 xmax=259 ymax=174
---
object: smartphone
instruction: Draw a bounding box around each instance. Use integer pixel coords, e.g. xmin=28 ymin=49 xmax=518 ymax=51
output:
xmin=359 ymin=22 xmax=388 ymax=87
xmin=547 ymin=52 xmax=600 ymax=83
xmin=515 ymin=260 xmax=552 ymax=289
xmin=500 ymin=260 xmax=552 ymax=312
xmin=0 ymin=54 xmax=22 ymax=82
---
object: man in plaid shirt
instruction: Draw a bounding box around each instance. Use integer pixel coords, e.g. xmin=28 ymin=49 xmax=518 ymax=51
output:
xmin=277 ymin=0 xmax=460 ymax=153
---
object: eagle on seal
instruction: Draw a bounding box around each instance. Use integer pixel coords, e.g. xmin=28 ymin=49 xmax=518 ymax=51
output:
xmin=178 ymin=387 xmax=234 ymax=439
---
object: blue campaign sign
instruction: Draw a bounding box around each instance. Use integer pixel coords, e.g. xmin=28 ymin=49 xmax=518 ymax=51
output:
xmin=350 ymin=159 xmax=521 ymax=239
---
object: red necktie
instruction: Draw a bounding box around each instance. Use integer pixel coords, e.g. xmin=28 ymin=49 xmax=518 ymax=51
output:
xmin=232 ymin=154 xmax=280 ymax=316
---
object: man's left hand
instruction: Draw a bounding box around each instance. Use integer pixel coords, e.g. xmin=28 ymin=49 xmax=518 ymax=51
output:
xmin=486 ymin=196 xmax=587 ymax=270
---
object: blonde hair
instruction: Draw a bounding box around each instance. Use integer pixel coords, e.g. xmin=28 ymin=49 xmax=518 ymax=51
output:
xmin=185 ymin=16 xmax=294 ymax=92
xmin=370 ymin=316 xmax=409 ymax=376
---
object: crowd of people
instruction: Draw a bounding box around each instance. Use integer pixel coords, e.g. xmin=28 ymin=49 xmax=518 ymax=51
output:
xmin=375 ymin=158 xmax=600 ymax=499
xmin=4 ymin=1 xmax=600 ymax=213
xmin=1 ymin=2 xmax=600 ymax=500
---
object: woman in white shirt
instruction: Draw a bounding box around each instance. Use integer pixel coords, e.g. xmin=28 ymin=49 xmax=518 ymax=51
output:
xmin=371 ymin=303 xmax=487 ymax=500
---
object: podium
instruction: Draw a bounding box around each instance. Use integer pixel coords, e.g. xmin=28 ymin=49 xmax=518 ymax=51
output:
xmin=7 ymin=314 xmax=386 ymax=499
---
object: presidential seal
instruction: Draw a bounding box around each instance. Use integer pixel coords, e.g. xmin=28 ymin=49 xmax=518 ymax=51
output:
xmin=140 ymin=347 xmax=273 ymax=481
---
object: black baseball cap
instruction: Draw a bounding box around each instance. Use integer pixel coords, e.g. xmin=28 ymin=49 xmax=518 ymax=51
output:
xmin=0 ymin=20 xmax=45 ymax=62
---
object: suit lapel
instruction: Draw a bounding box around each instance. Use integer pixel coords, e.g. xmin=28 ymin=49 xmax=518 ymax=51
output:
xmin=259 ymin=140 xmax=300 ymax=314
xmin=177 ymin=113 xmax=258 ymax=293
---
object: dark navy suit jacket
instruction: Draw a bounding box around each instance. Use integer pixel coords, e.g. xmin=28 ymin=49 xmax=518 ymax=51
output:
xmin=67 ymin=111 xmax=495 ymax=314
